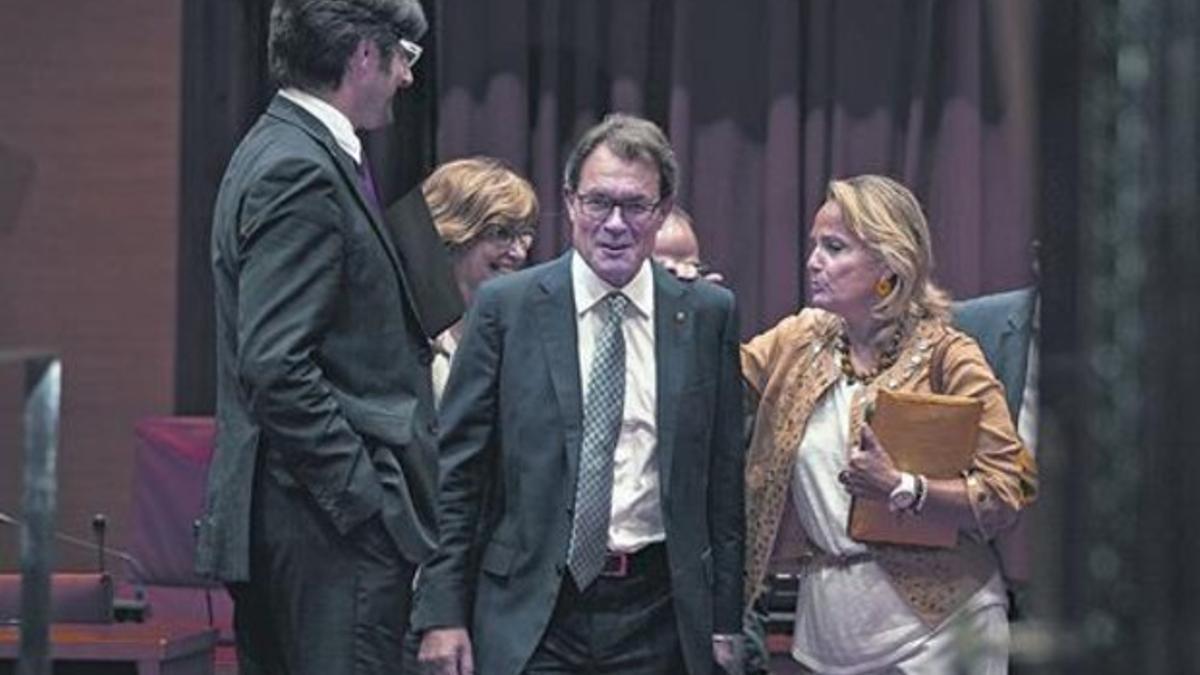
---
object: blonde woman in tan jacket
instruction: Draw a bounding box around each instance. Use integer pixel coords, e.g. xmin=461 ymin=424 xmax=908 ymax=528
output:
xmin=741 ymin=175 xmax=1036 ymax=674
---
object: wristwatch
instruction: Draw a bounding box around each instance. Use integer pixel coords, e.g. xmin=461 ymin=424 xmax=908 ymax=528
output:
xmin=888 ymin=472 xmax=918 ymax=513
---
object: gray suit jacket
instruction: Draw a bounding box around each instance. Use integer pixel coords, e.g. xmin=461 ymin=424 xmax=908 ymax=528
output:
xmin=412 ymin=253 xmax=745 ymax=675
xmin=952 ymin=287 xmax=1036 ymax=423
xmin=196 ymin=94 xmax=441 ymax=581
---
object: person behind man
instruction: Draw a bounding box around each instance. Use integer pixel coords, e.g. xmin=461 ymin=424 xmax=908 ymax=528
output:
xmin=425 ymin=157 xmax=539 ymax=404
xmin=400 ymin=157 xmax=538 ymax=671
xmin=196 ymin=2 xmax=440 ymax=673
xmin=953 ymin=285 xmax=1039 ymax=597
xmin=414 ymin=113 xmax=746 ymax=675
xmin=953 ymin=287 xmax=1038 ymax=452
xmin=653 ymin=205 xmax=703 ymax=276
xmin=653 ymin=206 xmax=725 ymax=283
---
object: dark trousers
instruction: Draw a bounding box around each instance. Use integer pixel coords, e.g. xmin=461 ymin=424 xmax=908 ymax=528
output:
xmin=228 ymin=469 xmax=416 ymax=675
xmin=524 ymin=544 xmax=685 ymax=674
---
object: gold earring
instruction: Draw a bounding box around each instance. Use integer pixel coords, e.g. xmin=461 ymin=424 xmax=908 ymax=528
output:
xmin=875 ymin=277 xmax=893 ymax=298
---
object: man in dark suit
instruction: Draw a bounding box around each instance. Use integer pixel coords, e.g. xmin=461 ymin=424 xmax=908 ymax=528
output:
xmin=953 ymin=286 xmax=1038 ymax=601
xmin=953 ymin=287 xmax=1037 ymax=428
xmin=415 ymin=114 xmax=745 ymax=675
xmin=195 ymin=2 xmax=443 ymax=673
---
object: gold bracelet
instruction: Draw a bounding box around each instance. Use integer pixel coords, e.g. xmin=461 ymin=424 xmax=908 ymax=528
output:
xmin=962 ymin=471 xmax=989 ymax=540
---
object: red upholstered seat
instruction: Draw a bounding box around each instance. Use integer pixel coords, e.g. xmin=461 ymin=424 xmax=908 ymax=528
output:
xmin=129 ymin=417 xmax=233 ymax=642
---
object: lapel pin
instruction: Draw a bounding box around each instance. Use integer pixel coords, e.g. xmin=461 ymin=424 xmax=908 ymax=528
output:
xmin=675 ymin=311 xmax=686 ymax=324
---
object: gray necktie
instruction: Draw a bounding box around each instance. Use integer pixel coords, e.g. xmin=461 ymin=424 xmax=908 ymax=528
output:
xmin=567 ymin=292 xmax=629 ymax=589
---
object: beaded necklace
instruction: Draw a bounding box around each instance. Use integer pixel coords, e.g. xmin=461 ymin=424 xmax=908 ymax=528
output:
xmin=836 ymin=325 xmax=905 ymax=385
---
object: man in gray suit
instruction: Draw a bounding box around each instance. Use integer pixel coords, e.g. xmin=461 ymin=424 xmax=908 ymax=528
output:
xmin=953 ymin=286 xmax=1038 ymax=601
xmin=415 ymin=114 xmax=745 ymax=675
xmin=953 ymin=287 xmax=1037 ymax=430
xmin=195 ymin=2 xmax=444 ymax=673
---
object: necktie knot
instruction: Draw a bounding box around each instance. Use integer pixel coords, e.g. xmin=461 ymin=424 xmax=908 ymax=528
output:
xmin=604 ymin=292 xmax=629 ymax=320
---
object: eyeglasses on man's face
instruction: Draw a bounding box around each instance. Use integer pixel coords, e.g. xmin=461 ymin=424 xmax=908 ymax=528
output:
xmin=398 ymin=38 xmax=422 ymax=68
xmin=572 ymin=192 xmax=663 ymax=226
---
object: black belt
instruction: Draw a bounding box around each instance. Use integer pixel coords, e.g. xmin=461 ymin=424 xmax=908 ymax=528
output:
xmin=599 ymin=543 xmax=667 ymax=579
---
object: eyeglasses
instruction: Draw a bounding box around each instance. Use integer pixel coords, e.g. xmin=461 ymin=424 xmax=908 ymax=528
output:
xmin=398 ymin=38 xmax=423 ymax=68
xmin=483 ymin=222 xmax=536 ymax=248
xmin=572 ymin=192 xmax=663 ymax=225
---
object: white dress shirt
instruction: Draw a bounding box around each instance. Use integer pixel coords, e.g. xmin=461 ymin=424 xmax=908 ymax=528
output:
xmin=279 ymin=87 xmax=362 ymax=164
xmin=570 ymin=252 xmax=663 ymax=552
xmin=430 ymin=329 xmax=459 ymax=408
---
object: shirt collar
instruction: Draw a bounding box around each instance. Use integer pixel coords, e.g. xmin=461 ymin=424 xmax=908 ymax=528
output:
xmin=571 ymin=251 xmax=654 ymax=319
xmin=279 ymin=87 xmax=363 ymax=164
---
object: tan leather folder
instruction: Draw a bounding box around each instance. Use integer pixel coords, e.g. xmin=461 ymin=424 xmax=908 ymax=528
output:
xmin=848 ymin=389 xmax=982 ymax=547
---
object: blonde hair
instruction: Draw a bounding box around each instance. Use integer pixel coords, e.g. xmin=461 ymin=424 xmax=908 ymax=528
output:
xmin=826 ymin=175 xmax=950 ymax=323
xmin=422 ymin=157 xmax=539 ymax=250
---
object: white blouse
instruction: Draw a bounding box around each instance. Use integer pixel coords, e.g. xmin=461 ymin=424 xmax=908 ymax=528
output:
xmin=789 ymin=378 xmax=1006 ymax=674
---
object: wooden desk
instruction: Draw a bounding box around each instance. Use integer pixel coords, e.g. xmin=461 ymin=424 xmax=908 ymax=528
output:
xmin=0 ymin=622 xmax=217 ymax=675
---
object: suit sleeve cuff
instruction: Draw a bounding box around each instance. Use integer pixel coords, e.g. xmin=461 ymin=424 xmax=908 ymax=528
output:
xmin=410 ymin=586 xmax=469 ymax=632
xmin=309 ymin=448 xmax=384 ymax=535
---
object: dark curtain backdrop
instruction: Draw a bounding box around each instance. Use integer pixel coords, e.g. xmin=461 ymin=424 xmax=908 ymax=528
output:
xmin=178 ymin=0 xmax=1037 ymax=405
xmin=431 ymin=0 xmax=1037 ymax=338
xmin=171 ymin=3 xmax=1200 ymax=671
xmin=176 ymin=0 xmax=270 ymax=414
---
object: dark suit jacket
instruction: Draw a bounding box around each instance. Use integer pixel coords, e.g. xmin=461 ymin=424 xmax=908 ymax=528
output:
xmin=412 ymin=253 xmax=745 ymax=675
xmin=953 ymin=287 xmax=1036 ymax=424
xmin=196 ymin=94 xmax=441 ymax=581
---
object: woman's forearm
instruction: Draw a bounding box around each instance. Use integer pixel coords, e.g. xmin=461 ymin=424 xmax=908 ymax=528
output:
xmin=916 ymin=476 xmax=979 ymax=533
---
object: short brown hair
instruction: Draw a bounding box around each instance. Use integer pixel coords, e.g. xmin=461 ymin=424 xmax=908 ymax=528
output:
xmin=268 ymin=0 xmax=427 ymax=92
xmin=563 ymin=113 xmax=677 ymax=201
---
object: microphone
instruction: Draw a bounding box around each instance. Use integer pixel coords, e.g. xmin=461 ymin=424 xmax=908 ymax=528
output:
xmin=0 ymin=509 xmax=149 ymax=581
xmin=92 ymin=513 xmax=107 ymax=573
xmin=1 ymin=510 xmax=150 ymax=622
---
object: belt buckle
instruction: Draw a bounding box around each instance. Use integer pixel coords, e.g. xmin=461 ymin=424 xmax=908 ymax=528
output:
xmin=600 ymin=552 xmax=630 ymax=578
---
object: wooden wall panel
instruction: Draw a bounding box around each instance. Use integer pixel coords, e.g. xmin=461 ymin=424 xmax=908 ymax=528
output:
xmin=0 ymin=2 xmax=181 ymax=570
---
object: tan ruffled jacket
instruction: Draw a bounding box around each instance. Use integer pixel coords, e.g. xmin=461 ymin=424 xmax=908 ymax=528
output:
xmin=742 ymin=308 xmax=1037 ymax=627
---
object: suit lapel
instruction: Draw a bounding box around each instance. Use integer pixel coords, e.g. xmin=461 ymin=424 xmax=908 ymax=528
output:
xmin=997 ymin=289 xmax=1034 ymax=420
xmin=266 ymin=95 xmax=429 ymax=338
xmin=535 ymin=254 xmax=584 ymax=480
xmin=653 ymin=266 xmax=690 ymax=502
xmin=330 ymin=143 xmax=431 ymax=338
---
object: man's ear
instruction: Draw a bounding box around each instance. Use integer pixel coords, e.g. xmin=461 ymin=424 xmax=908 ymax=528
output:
xmin=347 ymin=38 xmax=374 ymax=79
xmin=562 ymin=189 xmax=576 ymax=219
